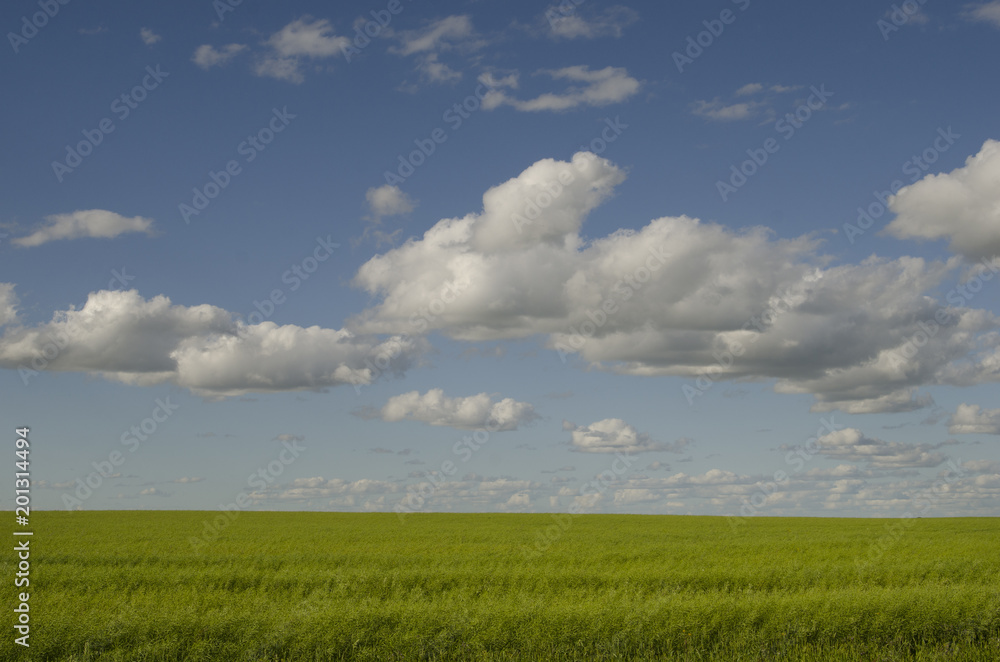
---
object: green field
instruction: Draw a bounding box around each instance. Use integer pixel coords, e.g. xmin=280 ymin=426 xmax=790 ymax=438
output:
xmin=5 ymin=512 xmax=1000 ymax=661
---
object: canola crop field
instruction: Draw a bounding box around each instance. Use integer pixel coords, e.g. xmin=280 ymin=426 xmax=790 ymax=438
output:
xmin=5 ymin=511 xmax=1000 ymax=661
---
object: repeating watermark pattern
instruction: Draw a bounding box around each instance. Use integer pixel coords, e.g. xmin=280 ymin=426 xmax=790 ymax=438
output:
xmin=51 ymin=65 xmax=170 ymax=183
xmin=234 ymin=236 xmax=339 ymax=328
xmin=17 ymin=267 xmax=138 ymax=386
xmin=877 ymin=0 xmax=929 ymax=41
xmin=212 ymin=0 xmax=242 ymax=23
xmin=843 ymin=127 xmax=960 ymax=244
xmin=393 ymin=420 xmax=505 ymax=522
xmin=672 ymin=0 xmax=752 ymax=73
xmin=684 ymin=254 xmax=996 ymax=404
xmin=854 ymin=457 xmax=967 ymax=571
xmin=716 ymin=85 xmax=834 ymax=201
xmin=511 ymin=119 xmax=627 ymax=235
xmin=382 ymin=79 xmax=505 ymax=187
xmin=16 ymin=330 xmax=69 ymax=386
xmin=522 ymin=452 xmax=636 ymax=559
xmin=188 ymin=438 xmax=306 ymax=553
xmin=553 ymin=244 xmax=671 ymax=363
xmin=353 ymin=277 xmax=471 ymax=395
xmin=7 ymin=0 xmax=72 ymax=54
xmin=725 ymin=416 xmax=844 ymax=529
xmin=342 ymin=0 xmax=414 ymax=62
xmin=179 ymin=107 xmax=296 ymax=224
xmin=60 ymin=397 xmax=180 ymax=510
xmin=545 ymin=0 xmax=588 ymax=27
xmin=882 ymin=258 xmax=997 ymax=372
xmin=682 ymin=288 xmax=798 ymax=405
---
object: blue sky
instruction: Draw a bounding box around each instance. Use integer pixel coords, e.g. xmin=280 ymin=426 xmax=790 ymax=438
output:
xmin=2 ymin=0 xmax=999 ymax=520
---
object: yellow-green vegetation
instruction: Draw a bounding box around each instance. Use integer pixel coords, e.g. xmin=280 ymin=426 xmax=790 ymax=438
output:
xmin=6 ymin=512 xmax=1000 ymax=661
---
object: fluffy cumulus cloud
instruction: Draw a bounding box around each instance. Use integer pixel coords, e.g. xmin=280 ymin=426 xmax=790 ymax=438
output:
xmin=0 ymin=289 xmax=424 ymax=397
xmin=949 ymin=403 xmax=1000 ymax=434
xmin=366 ymin=184 xmax=416 ymax=219
xmin=545 ymin=5 xmax=639 ymax=39
xmin=482 ymin=66 xmax=640 ymax=112
xmin=350 ymin=152 xmax=1000 ymax=413
xmin=268 ymin=16 xmax=350 ymax=57
xmin=564 ymin=418 xmax=690 ymax=454
xmin=254 ymin=17 xmax=350 ymax=83
xmin=192 ymin=44 xmax=247 ymax=69
xmin=378 ymin=388 xmax=536 ymax=430
xmin=13 ymin=210 xmax=155 ymax=247
xmin=810 ymin=428 xmax=951 ymax=468
xmin=886 ymin=139 xmax=1000 ymax=260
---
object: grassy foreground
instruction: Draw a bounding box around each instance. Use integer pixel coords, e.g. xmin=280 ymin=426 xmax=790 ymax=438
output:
xmin=4 ymin=512 xmax=1000 ymax=661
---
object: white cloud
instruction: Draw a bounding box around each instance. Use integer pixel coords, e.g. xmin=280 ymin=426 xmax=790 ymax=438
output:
xmin=963 ymin=2 xmax=1000 ymax=27
xmin=479 ymin=71 xmax=519 ymax=90
xmin=886 ymin=139 xmax=1000 ymax=260
xmin=366 ymin=185 xmax=416 ymax=219
xmin=253 ymin=17 xmax=350 ymax=83
xmin=661 ymin=469 xmax=749 ymax=486
xmin=173 ymin=477 xmax=204 ymax=484
xmin=0 ymin=284 xmax=17 ymax=328
xmin=961 ymin=459 xmax=1000 ymax=473
xmin=266 ymin=477 xmax=402 ymax=502
xmin=13 ymin=210 xmax=155 ymax=248
xmin=691 ymin=98 xmax=760 ymax=121
xmin=546 ymin=5 xmax=638 ymax=39
xmin=389 ymin=16 xmax=483 ymax=85
xmin=482 ymin=66 xmax=640 ymax=112
xmin=0 ymin=289 xmax=425 ymax=397
xmin=250 ymin=456 xmax=1000 ymax=514
xmin=392 ymin=15 xmax=475 ymax=56
xmin=267 ymin=17 xmax=350 ymax=57
xmin=949 ymin=403 xmax=1000 ymax=434
xmin=613 ymin=488 xmax=660 ymax=505
xmin=500 ymin=492 xmax=531 ymax=511
xmin=810 ymin=428 xmax=950 ymax=468
xmin=565 ymin=418 xmax=688 ymax=454
xmin=415 ymin=53 xmax=461 ymax=83
xmin=378 ymin=389 xmax=537 ymax=431
xmin=261 ymin=474 xmax=547 ymax=513
xmin=140 ymin=28 xmax=161 ymax=45
xmin=192 ymin=43 xmax=247 ymax=69
xmin=350 ymin=153 xmax=1000 ymax=414
xmin=803 ymin=464 xmax=864 ymax=479
xmin=253 ymin=56 xmax=304 ymax=84
xmin=734 ymin=83 xmax=764 ymax=96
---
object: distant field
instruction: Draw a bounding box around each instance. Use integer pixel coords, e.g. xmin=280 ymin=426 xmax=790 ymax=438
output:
xmin=5 ymin=512 xmax=1000 ymax=661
